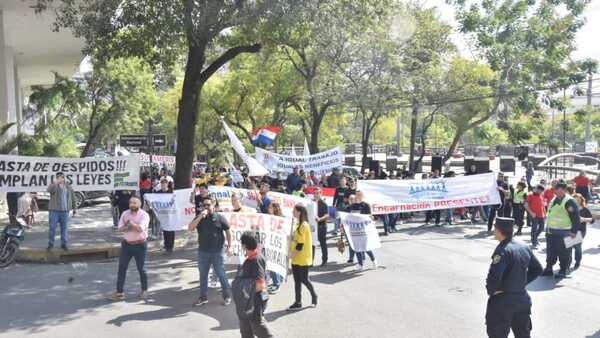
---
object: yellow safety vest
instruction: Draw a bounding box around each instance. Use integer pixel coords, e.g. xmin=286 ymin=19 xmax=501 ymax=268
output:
xmin=513 ymin=190 xmax=526 ymax=204
xmin=546 ymin=196 xmax=574 ymax=230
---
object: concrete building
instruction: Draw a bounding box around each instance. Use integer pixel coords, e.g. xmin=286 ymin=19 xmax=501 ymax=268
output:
xmin=0 ymin=0 xmax=82 ymax=142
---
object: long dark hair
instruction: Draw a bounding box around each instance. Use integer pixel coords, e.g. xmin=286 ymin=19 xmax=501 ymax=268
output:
xmin=294 ymin=204 xmax=309 ymax=224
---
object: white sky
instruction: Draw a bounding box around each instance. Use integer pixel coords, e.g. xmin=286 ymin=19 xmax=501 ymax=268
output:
xmin=424 ymin=0 xmax=600 ymax=63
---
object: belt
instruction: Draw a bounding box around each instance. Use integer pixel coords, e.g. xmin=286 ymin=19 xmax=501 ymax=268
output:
xmin=124 ymin=239 xmax=146 ymax=245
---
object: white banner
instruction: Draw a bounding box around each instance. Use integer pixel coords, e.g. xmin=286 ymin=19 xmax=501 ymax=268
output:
xmin=0 ymin=154 xmax=140 ymax=192
xmin=339 ymin=212 xmax=381 ymax=252
xmin=255 ymin=146 xmax=344 ymax=177
xmin=357 ymin=173 xmax=501 ymax=215
xmin=208 ymin=185 xmax=318 ymax=243
xmin=223 ymin=212 xmax=293 ymax=277
xmin=144 ymin=188 xmax=196 ymax=231
xmin=139 ymin=153 xmax=176 ymax=168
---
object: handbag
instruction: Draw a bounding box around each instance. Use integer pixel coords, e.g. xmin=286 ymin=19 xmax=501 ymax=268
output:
xmin=336 ymin=236 xmax=345 ymax=254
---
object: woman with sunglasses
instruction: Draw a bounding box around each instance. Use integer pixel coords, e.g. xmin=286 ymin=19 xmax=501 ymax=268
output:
xmin=287 ymin=204 xmax=318 ymax=311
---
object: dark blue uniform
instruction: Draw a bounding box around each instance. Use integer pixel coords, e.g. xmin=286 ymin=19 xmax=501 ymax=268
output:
xmin=485 ymin=239 xmax=542 ymax=338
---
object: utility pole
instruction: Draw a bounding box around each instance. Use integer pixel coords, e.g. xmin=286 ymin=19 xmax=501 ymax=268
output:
xmin=585 ymin=72 xmax=593 ymax=142
xmin=562 ymin=88 xmax=567 ymax=177
xmin=146 ymin=119 xmax=153 ymax=174
xmin=395 ymin=115 xmax=401 ymax=156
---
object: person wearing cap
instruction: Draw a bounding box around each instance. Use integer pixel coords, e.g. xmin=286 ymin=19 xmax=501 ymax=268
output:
xmin=485 ymin=217 xmax=542 ymax=338
xmin=542 ymin=180 xmax=580 ymax=279
xmin=46 ymin=172 xmax=77 ymax=251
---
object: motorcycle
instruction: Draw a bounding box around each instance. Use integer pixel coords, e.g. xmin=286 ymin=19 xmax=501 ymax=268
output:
xmin=0 ymin=216 xmax=25 ymax=268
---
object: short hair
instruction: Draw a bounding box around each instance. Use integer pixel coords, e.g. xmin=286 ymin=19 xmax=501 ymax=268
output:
xmin=241 ymin=232 xmax=258 ymax=250
xmin=129 ymin=196 xmax=141 ymax=202
xmin=535 ymin=184 xmax=545 ymax=191
xmin=56 ymin=172 xmax=65 ymax=178
xmin=555 ymin=180 xmax=568 ymax=190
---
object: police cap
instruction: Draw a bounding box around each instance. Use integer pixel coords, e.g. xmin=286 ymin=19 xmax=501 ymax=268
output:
xmin=494 ymin=217 xmax=514 ymax=231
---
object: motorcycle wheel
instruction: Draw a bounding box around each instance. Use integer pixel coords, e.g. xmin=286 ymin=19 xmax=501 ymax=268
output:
xmin=0 ymin=241 xmax=19 ymax=268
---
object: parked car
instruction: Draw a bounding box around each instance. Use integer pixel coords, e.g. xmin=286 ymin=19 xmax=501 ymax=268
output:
xmin=36 ymin=190 xmax=111 ymax=209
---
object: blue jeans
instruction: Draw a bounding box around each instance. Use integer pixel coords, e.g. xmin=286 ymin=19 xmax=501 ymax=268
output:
xmin=48 ymin=210 xmax=70 ymax=246
xmin=357 ymin=251 xmax=375 ymax=266
xmin=270 ymin=271 xmax=283 ymax=287
xmin=116 ymin=241 xmax=148 ymax=293
xmin=445 ymin=209 xmax=453 ymax=223
xmin=383 ymin=214 xmax=398 ymax=234
xmin=198 ymin=249 xmax=231 ymax=300
xmin=530 ymin=217 xmax=544 ymax=246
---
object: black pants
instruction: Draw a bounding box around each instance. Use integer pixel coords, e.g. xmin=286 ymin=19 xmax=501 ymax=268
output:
xmin=318 ymin=225 xmax=328 ymax=264
xmin=116 ymin=241 xmax=148 ymax=293
xmin=239 ymin=298 xmax=273 ymax=338
xmin=425 ymin=210 xmax=440 ymax=224
xmin=487 ymin=207 xmax=498 ymax=232
xmin=486 ymin=294 xmax=532 ymax=338
xmin=513 ymin=204 xmax=525 ymax=232
xmin=292 ymin=264 xmax=317 ymax=304
xmin=546 ymin=232 xmax=571 ymax=273
xmin=163 ymin=230 xmax=175 ymax=251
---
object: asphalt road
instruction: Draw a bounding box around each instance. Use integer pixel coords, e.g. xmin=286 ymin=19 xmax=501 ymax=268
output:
xmin=1 ymin=222 xmax=600 ymax=338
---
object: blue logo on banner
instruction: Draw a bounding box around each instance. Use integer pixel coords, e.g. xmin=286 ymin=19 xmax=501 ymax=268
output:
xmin=409 ymin=179 xmax=448 ymax=199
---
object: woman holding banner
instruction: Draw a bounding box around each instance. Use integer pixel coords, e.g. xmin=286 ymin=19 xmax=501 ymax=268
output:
xmin=287 ymin=204 xmax=318 ymax=311
xmin=267 ymin=202 xmax=284 ymax=294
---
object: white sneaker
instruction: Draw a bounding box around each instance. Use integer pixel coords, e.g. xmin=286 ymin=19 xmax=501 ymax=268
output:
xmin=356 ymin=264 xmax=364 ymax=272
xmin=372 ymin=260 xmax=379 ymax=269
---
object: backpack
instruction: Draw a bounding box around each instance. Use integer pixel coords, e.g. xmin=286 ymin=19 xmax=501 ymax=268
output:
xmin=232 ymin=275 xmax=256 ymax=320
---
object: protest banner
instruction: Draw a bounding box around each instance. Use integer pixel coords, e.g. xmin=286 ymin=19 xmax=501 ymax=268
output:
xmin=357 ymin=173 xmax=501 ymax=215
xmin=223 ymin=212 xmax=293 ymax=277
xmin=139 ymin=153 xmax=176 ymax=168
xmin=208 ymin=185 xmax=318 ymax=243
xmin=339 ymin=212 xmax=381 ymax=252
xmin=0 ymin=154 xmax=140 ymax=193
xmin=144 ymin=188 xmax=196 ymax=231
xmin=255 ymin=146 xmax=344 ymax=177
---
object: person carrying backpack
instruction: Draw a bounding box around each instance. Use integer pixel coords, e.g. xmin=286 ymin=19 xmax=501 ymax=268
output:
xmin=232 ymin=232 xmax=273 ymax=338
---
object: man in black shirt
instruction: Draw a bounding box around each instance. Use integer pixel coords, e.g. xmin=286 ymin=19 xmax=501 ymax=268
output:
xmin=313 ymin=188 xmax=330 ymax=266
xmin=188 ymin=198 xmax=233 ymax=306
xmin=488 ymin=173 xmax=510 ymax=232
xmin=234 ymin=233 xmax=273 ymax=338
xmin=333 ymin=177 xmax=350 ymax=235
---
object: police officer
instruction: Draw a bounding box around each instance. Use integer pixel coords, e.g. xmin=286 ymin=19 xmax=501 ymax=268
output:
xmin=542 ymin=180 xmax=580 ymax=279
xmin=486 ymin=217 xmax=542 ymax=338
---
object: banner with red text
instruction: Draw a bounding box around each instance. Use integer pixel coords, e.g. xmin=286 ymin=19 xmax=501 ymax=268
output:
xmin=357 ymin=173 xmax=501 ymax=215
xmin=223 ymin=212 xmax=293 ymax=277
xmin=144 ymin=188 xmax=195 ymax=231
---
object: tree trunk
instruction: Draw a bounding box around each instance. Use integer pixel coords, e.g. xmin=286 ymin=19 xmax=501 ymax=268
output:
xmin=361 ymin=118 xmax=371 ymax=174
xmin=174 ymin=47 xmax=204 ymax=189
xmin=408 ymin=97 xmax=418 ymax=172
xmin=443 ymin=130 xmax=464 ymax=164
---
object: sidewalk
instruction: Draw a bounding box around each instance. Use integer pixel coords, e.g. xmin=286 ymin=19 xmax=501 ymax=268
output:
xmin=1 ymin=199 xmax=195 ymax=263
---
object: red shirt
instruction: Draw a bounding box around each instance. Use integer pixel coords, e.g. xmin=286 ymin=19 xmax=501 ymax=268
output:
xmin=573 ymin=176 xmax=591 ymax=187
xmin=526 ymin=193 xmax=545 ymax=218
xmin=139 ymin=178 xmax=152 ymax=190
xmin=543 ymin=188 xmax=555 ymax=206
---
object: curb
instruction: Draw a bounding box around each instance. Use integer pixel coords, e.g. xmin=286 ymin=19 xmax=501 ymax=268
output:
xmin=16 ymin=234 xmax=196 ymax=264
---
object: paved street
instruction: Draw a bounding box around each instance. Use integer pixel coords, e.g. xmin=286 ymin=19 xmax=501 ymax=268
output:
xmin=2 ymin=221 xmax=600 ymax=338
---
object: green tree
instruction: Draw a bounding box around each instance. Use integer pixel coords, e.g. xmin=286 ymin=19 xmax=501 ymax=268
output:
xmin=24 ymin=58 xmax=159 ymax=157
xmin=439 ymin=58 xmax=496 ymax=162
xmin=263 ymin=1 xmax=393 ymax=153
xmin=449 ymin=0 xmax=590 ymax=159
xmin=398 ymin=5 xmax=455 ymax=171
xmin=34 ymin=0 xmax=288 ymax=187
